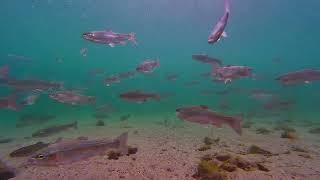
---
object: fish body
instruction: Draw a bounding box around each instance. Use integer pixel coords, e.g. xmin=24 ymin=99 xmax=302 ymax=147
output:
xmin=0 ymin=79 xmax=62 ymax=92
xmin=208 ymin=0 xmax=230 ymax=44
xmin=176 ymin=105 xmax=242 ymax=135
xmin=212 ymin=65 xmax=252 ymax=83
xmin=10 ymin=142 xmax=49 ymax=157
xmin=82 ymin=30 xmax=137 ymax=47
xmin=120 ymin=90 xmax=160 ymax=103
xmin=136 ymin=60 xmax=160 ymax=73
xmin=27 ymin=132 xmax=128 ymax=166
xmin=276 ymin=69 xmax=320 ymax=85
xmin=16 ymin=114 xmax=56 ymax=128
xmin=49 ymin=91 xmax=96 ymax=105
xmin=32 ymin=122 xmax=78 ymax=138
xmin=0 ymin=94 xmax=19 ymax=111
xmin=192 ymin=54 xmax=222 ymax=66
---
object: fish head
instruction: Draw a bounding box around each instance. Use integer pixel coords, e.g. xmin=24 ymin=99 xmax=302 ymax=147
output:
xmin=82 ymin=32 xmax=96 ymax=41
xmin=27 ymin=151 xmax=59 ymax=166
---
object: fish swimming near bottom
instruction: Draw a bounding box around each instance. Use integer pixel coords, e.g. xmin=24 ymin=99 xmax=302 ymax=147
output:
xmin=10 ymin=142 xmax=49 ymax=157
xmin=276 ymin=69 xmax=320 ymax=85
xmin=176 ymin=105 xmax=242 ymax=135
xmin=32 ymin=122 xmax=78 ymax=138
xmin=27 ymin=132 xmax=128 ymax=166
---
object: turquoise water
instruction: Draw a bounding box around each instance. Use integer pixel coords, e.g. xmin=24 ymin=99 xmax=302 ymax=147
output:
xmin=0 ymin=0 xmax=320 ymax=178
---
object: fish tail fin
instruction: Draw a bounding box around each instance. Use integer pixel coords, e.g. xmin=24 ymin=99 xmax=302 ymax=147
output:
xmin=229 ymin=116 xmax=242 ymax=135
xmin=128 ymin=32 xmax=137 ymax=45
xmin=117 ymin=132 xmax=128 ymax=155
xmin=73 ymin=121 xmax=78 ymax=129
xmin=224 ymin=0 xmax=230 ymax=13
xmin=7 ymin=93 xmax=20 ymax=111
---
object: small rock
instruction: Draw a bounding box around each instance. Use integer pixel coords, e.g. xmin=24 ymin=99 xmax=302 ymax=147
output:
xmin=198 ymin=145 xmax=211 ymax=151
xmin=248 ymin=145 xmax=272 ymax=156
xmin=256 ymin=128 xmax=272 ymax=135
xmin=220 ymin=163 xmax=237 ymax=172
xmin=216 ymin=154 xmax=231 ymax=162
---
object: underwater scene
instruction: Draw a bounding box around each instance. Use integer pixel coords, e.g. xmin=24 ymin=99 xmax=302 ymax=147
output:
xmin=1 ymin=0 xmax=320 ymax=179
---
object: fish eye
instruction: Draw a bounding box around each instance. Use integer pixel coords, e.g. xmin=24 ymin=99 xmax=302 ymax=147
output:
xmin=36 ymin=154 xmax=44 ymax=159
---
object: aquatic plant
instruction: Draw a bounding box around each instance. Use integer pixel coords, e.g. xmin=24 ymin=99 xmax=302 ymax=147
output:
xmin=193 ymin=160 xmax=226 ymax=180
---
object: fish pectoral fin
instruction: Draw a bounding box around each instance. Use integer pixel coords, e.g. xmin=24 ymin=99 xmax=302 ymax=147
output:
xmin=224 ymin=79 xmax=232 ymax=84
xmin=108 ymin=43 xmax=115 ymax=47
xmin=222 ymin=31 xmax=228 ymax=38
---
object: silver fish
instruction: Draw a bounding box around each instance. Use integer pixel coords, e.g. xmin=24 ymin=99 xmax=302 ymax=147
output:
xmin=27 ymin=132 xmax=128 ymax=166
xmin=208 ymin=0 xmax=230 ymax=44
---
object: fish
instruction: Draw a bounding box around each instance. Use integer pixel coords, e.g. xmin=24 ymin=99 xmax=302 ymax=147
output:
xmin=16 ymin=114 xmax=56 ymax=128
xmin=0 ymin=65 xmax=9 ymax=78
xmin=120 ymin=90 xmax=160 ymax=103
xmin=20 ymin=94 xmax=39 ymax=106
xmin=192 ymin=54 xmax=222 ymax=65
xmin=32 ymin=121 xmax=78 ymax=138
xmin=9 ymin=142 xmax=49 ymax=157
xmin=276 ymin=69 xmax=320 ymax=85
xmin=176 ymin=105 xmax=242 ymax=135
xmin=0 ymin=94 xmax=19 ymax=111
xmin=212 ymin=65 xmax=253 ymax=84
xmin=49 ymin=91 xmax=96 ymax=105
xmin=104 ymin=75 xmax=121 ymax=86
xmin=27 ymin=132 xmax=128 ymax=166
xmin=208 ymin=0 xmax=230 ymax=44
xmin=0 ymin=79 xmax=62 ymax=92
xmin=80 ymin=47 xmax=88 ymax=57
xmin=82 ymin=30 xmax=137 ymax=47
xmin=136 ymin=60 xmax=160 ymax=73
